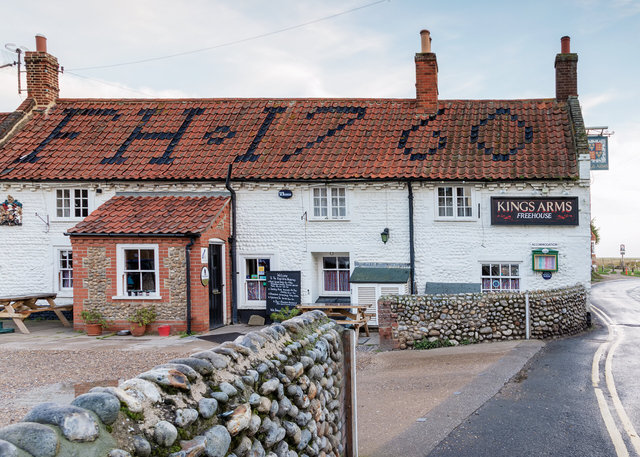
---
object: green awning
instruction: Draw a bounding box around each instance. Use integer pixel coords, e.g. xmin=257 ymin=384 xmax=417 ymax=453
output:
xmin=349 ymin=267 xmax=411 ymax=284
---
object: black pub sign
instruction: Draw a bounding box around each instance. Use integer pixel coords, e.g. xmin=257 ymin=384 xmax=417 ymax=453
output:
xmin=491 ymin=197 xmax=579 ymax=226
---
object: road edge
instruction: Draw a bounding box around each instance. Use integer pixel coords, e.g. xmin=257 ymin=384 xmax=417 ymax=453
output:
xmin=370 ymin=339 xmax=545 ymax=457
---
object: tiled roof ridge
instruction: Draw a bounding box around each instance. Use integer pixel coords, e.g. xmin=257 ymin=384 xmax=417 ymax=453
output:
xmin=52 ymin=97 xmax=560 ymax=104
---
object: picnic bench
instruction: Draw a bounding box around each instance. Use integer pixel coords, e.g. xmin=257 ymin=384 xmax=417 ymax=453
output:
xmin=297 ymin=304 xmax=371 ymax=339
xmin=0 ymin=294 xmax=72 ymax=334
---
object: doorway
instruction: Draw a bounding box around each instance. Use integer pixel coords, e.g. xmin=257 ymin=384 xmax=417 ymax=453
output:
xmin=208 ymin=243 xmax=224 ymax=328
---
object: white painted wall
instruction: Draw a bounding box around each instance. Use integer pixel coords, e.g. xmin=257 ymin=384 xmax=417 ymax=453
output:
xmin=0 ymin=177 xmax=591 ymax=310
xmin=235 ymin=179 xmax=591 ymax=310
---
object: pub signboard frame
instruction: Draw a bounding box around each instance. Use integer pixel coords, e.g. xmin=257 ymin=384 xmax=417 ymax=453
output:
xmin=491 ymin=197 xmax=579 ymax=226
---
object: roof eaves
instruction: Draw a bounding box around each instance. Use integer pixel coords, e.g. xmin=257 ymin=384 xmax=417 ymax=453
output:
xmin=566 ymin=96 xmax=589 ymax=156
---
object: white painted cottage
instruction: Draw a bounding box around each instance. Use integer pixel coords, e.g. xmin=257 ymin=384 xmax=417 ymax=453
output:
xmin=0 ymin=32 xmax=590 ymax=329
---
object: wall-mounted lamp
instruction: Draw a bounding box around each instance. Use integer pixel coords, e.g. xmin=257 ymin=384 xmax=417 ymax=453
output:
xmin=381 ymin=228 xmax=389 ymax=244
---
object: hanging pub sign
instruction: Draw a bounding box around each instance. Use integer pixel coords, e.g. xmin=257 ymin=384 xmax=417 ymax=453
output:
xmin=588 ymin=136 xmax=609 ymax=170
xmin=491 ymin=197 xmax=579 ymax=226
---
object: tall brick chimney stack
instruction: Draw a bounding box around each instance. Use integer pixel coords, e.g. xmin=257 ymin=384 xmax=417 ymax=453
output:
xmin=415 ymin=29 xmax=438 ymax=113
xmin=24 ymin=34 xmax=59 ymax=108
xmin=555 ymin=36 xmax=578 ymax=102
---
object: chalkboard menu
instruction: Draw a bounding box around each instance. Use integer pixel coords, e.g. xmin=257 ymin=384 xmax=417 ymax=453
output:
xmin=266 ymin=271 xmax=301 ymax=316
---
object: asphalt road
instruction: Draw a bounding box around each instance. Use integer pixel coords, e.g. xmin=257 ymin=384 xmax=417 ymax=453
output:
xmin=428 ymin=279 xmax=640 ymax=457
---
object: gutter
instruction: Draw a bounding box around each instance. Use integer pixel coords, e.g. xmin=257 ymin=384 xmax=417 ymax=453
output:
xmin=185 ymin=236 xmax=196 ymax=335
xmin=225 ymin=164 xmax=238 ymax=324
xmin=407 ymin=181 xmax=416 ymax=294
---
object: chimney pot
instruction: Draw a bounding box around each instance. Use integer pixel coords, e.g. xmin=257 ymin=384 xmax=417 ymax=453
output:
xmin=560 ymin=36 xmax=570 ymax=53
xmin=420 ymin=29 xmax=432 ymax=53
xmin=415 ymin=29 xmax=438 ymax=113
xmin=35 ymin=34 xmax=47 ymax=53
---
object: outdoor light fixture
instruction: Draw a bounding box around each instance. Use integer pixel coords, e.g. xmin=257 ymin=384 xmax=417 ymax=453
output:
xmin=380 ymin=228 xmax=389 ymax=244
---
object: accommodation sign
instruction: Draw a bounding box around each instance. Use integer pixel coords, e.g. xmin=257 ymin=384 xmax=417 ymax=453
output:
xmin=491 ymin=197 xmax=578 ymax=226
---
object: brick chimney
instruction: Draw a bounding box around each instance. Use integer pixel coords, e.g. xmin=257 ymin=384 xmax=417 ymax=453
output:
xmin=24 ymin=34 xmax=59 ymax=107
xmin=415 ymin=29 xmax=438 ymax=113
xmin=555 ymin=36 xmax=578 ymax=102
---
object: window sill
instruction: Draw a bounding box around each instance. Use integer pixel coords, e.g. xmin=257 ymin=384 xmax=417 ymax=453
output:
xmin=308 ymin=218 xmax=351 ymax=222
xmin=434 ymin=218 xmax=476 ymax=222
xmin=112 ymin=295 xmax=162 ymax=300
xmin=56 ymin=291 xmax=74 ymax=298
xmin=51 ymin=217 xmax=87 ymax=223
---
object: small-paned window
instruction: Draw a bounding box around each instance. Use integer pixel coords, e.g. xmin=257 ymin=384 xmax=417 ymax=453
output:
xmin=245 ymin=258 xmax=270 ymax=302
xmin=116 ymin=245 xmax=159 ymax=298
xmin=323 ymin=256 xmax=350 ymax=292
xmin=56 ymin=189 xmax=89 ymax=218
xmin=312 ymin=187 xmax=347 ymax=219
xmin=481 ymin=263 xmax=520 ymax=292
xmin=437 ymin=186 xmax=473 ymax=219
xmin=58 ymin=250 xmax=73 ymax=290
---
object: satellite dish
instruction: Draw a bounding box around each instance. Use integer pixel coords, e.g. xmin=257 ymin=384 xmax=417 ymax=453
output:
xmin=4 ymin=43 xmax=29 ymax=53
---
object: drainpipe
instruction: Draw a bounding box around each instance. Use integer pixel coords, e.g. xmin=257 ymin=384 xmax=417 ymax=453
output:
xmin=225 ymin=164 xmax=238 ymax=324
xmin=407 ymin=181 xmax=416 ymax=294
xmin=185 ymin=236 xmax=196 ymax=335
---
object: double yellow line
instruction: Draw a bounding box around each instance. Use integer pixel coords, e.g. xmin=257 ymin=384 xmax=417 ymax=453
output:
xmin=591 ymin=305 xmax=640 ymax=457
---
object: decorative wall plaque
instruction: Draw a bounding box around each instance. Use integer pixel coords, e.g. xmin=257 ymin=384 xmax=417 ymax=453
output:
xmin=0 ymin=195 xmax=22 ymax=226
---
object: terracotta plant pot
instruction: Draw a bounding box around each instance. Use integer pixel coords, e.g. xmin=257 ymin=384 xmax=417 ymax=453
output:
xmin=130 ymin=323 xmax=146 ymax=337
xmin=85 ymin=323 xmax=103 ymax=336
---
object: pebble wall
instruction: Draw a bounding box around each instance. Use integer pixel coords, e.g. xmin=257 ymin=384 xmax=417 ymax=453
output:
xmin=0 ymin=311 xmax=351 ymax=457
xmin=378 ymin=285 xmax=588 ymax=349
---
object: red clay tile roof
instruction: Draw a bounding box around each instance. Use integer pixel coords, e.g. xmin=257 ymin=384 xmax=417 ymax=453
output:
xmin=0 ymin=113 xmax=9 ymax=124
xmin=0 ymin=98 xmax=579 ymax=181
xmin=67 ymin=195 xmax=229 ymax=235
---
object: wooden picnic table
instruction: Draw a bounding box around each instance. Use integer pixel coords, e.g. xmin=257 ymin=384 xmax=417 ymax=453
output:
xmin=0 ymin=294 xmax=72 ymax=334
xmin=297 ymin=304 xmax=371 ymax=339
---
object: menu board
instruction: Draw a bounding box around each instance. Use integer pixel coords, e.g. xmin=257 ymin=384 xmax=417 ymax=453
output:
xmin=266 ymin=271 xmax=301 ymax=316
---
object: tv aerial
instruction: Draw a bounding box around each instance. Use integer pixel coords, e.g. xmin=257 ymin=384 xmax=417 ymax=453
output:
xmin=3 ymin=42 xmax=31 ymax=94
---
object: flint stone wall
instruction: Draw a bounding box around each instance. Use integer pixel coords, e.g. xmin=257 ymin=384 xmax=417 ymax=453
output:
xmin=0 ymin=311 xmax=352 ymax=457
xmin=379 ymin=285 xmax=588 ymax=349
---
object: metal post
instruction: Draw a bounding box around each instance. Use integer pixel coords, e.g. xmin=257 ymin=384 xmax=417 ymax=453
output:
xmin=525 ymin=291 xmax=530 ymax=340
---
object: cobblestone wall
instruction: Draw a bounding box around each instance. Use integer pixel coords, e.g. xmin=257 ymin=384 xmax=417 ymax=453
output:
xmin=0 ymin=311 xmax=352 ymax=457
xmin=379 ymin=285 xmax=588 ymax=349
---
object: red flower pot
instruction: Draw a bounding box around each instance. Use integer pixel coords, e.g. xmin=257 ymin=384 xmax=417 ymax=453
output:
xmin=85 ymin=323 xmax=103 ymax=336
xmin=158 ymin=325 xmax=171 ymax=337
xmin=130 ymin=323 xmax=146 ymax=337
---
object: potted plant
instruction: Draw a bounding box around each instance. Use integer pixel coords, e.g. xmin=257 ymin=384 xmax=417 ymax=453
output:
xmin=80 ymin=309 xmax=108 ymax=336
xmin=128 ymin=306 xmax=157 ymax=337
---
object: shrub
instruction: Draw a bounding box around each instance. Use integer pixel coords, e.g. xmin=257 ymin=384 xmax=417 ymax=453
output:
xmin=128 ymin=306 xmax=157 ymax=326
xmin=270 ymin=306 xmax=300 ymax=323
xmin=80 ymin=309 xmax=108 ymax=328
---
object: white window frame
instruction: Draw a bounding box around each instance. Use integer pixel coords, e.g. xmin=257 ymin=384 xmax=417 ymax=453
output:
xmin=320 ymin=255 xmax=351 ymax=295
xmin=435 ymin=186 xmax=474 ymax=220
xmin=310 ymin=186 xmax=348 ymax=220
xmin=53 ymin=188 xmax=92 ymax=221
xmin=114 ymin=244 xmax=161 ymax=299
xmin=481 ymin=262 xmax=521 ymax=292
xmin=240 ymin=255 xmax=272 ymax=309
xmin=54 ymin=248 xmax=74 ymax=296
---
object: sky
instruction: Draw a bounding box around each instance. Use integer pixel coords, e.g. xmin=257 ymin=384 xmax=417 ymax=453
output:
xmin=0 ymin=0 xmax=638 ymax=257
